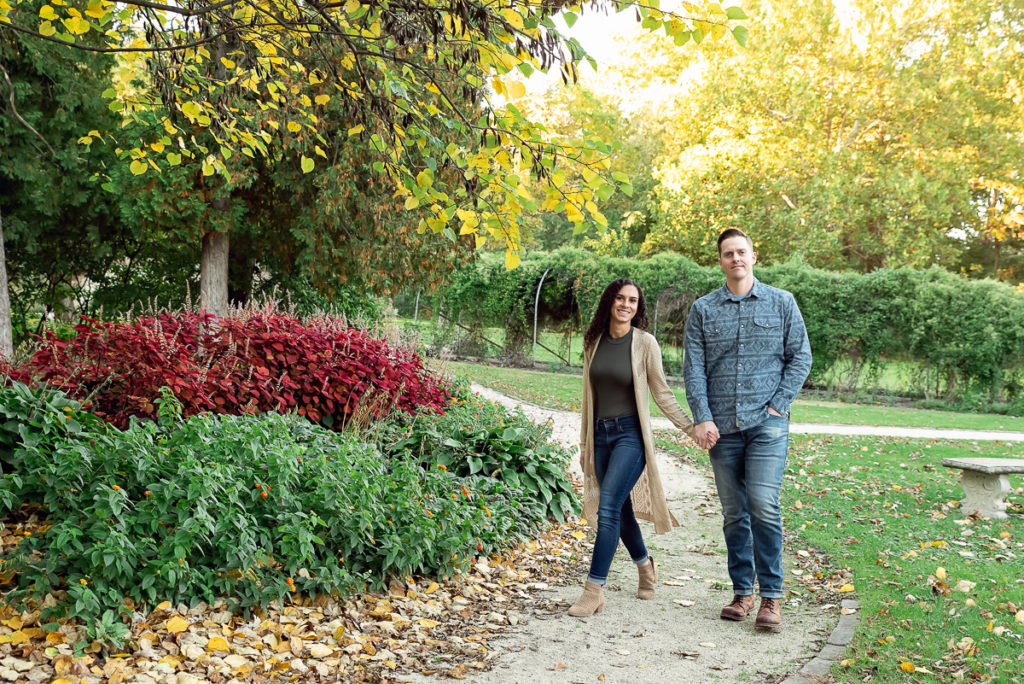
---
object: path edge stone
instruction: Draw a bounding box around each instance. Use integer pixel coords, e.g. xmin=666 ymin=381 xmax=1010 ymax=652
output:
xmin=781 ymin=598 xmax=860 ymax=684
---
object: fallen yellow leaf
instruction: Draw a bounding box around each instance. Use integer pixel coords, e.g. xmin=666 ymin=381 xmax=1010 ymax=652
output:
xmin=571 ymin=531 xmax=586 ymax=540
xmin=206 ymin=636 xmax=230 ymax=653
xmin=840 ymin=658 xmax=855 ymax=667
xmin=424 ymin=581 xmax=439 ymax=594
xmin=936 ymin=566 xmax=947 ymax=580
xmin=417 ymin=619 xmax=441 ymax=628
xmin=900 ymin=661 xmax=916 ymax=673
xmin=839 ymin=583 xmax=855 ymax=593
xmin=1015 ymin=610 xmax=1024 ymax=625
xmin=165 ymin=616 xmax=189 ymax=633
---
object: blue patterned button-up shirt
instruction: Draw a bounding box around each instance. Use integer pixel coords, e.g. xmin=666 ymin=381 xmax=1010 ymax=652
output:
xmin=683 ymin=278 xmax=812 ymax=435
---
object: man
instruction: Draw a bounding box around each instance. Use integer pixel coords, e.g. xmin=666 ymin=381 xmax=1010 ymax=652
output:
xmin=683 ymin=229 xmax=812 ymax=630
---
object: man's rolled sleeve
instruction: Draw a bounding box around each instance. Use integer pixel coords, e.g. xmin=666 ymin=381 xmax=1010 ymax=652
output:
xmin=683 ymin=303 xmax=714 ymax=424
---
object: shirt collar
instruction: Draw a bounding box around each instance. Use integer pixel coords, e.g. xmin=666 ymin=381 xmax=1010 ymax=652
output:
xmin=717 ymin=277 xmax=762 ymax=302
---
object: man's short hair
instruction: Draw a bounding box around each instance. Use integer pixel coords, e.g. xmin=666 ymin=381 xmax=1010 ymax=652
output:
xmin=717 ymin=228 xmax=753 ymax=254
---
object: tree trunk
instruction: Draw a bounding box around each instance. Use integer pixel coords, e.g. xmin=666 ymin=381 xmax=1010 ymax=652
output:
xmin=199 ymin=36 xmax=233 ymax=318
xmin=200 ymin=226 xmax=230 ymax=317
xmin=0 ymin=210 xmax=12 ymax=358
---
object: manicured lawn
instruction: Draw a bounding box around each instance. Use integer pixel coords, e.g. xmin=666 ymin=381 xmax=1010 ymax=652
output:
xmin=441 ymin=361 xmax=1024 ymax=432
xmin=783 ymin=435 xmax=1024 ymax=682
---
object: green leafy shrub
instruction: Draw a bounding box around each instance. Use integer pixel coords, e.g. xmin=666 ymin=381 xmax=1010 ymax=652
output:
xmin=0 ymin=384 xmax=545 ymax=645
xmin=380 ymin=387 xmax=580 ymax=523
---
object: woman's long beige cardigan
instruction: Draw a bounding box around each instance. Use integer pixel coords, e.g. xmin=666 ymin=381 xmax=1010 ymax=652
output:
xmin=580 ymin=327 xmax=696 ymax=535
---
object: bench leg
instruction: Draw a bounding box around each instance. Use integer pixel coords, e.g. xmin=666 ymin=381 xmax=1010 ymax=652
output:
xmin=960 ymin=471 xmax=1010 ymax=519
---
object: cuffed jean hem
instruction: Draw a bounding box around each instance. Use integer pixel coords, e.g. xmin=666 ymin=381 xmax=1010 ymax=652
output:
xmin=759 ymin=591 xmax=784 ymax=599
xmin=586 ymin=574 xmax=608 ymax=586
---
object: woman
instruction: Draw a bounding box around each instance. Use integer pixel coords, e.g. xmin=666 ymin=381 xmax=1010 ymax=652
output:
xmin=568 ymin=278 xmax=700 ymax=617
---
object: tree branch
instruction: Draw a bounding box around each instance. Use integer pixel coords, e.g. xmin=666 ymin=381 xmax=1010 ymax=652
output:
xmin=0 ymin=63 xmax=58 ymax=158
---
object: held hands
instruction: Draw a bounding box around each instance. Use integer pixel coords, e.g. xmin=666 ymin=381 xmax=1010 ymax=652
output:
xmin=694 ymin=421 xmax=719 ymax=451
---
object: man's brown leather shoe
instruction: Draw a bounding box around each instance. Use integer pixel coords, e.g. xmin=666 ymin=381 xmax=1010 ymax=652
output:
xmin=755 ymin=597 xmax=782 ymax=629
xmin=720 ymin=594 xmax=755 ymax=621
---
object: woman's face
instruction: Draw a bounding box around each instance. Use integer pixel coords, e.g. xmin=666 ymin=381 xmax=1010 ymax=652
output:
xmin=610 ymin=285 xmax=640 ymax=326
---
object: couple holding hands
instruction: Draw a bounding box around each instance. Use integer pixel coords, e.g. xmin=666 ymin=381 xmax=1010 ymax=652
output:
xmin=569 ymin=229 xmax=813 ymax=630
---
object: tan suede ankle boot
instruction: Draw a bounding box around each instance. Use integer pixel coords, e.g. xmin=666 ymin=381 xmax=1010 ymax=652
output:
xmin=637 ymin=556 xmax=657 ymax=600
xmin=567 ymin=581 xmax=604 ymax=617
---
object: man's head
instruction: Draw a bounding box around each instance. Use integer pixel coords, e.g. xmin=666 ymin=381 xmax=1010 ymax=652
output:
xmin=717 ymin=228 xmax=753 ymax=256
xmin=717 ymin=229 xmax=757 ymax=289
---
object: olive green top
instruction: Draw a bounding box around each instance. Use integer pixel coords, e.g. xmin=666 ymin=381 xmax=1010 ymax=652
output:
xmin=589 ymin=328 xmax=638 ymax=419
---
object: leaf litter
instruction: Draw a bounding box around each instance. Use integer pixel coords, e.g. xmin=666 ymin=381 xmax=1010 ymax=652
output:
xmin=0 ymin=507 xmax=592 ymax=683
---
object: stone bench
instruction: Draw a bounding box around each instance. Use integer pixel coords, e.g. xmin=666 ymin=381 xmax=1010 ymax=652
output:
xmin=941 ymin=457 xmax=1024 ymax=519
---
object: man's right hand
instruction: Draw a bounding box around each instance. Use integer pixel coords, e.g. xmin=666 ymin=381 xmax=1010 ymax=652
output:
xmin=694 ymin=421 xmax=719 ymax=450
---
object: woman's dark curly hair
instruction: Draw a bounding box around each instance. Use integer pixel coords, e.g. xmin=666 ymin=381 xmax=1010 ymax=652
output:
xmin=583 ymin=278 xmax=649 ymax=352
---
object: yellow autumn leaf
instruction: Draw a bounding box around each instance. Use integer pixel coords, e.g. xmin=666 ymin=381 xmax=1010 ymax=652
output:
xmin=62 ymin=15 xmax=89 ymax=34
xmin=300 ymin=156 xmax=314 ymax=173
xmin=423 ymin=581 xmax=439 ymax=594
xmin=936 ymin=566 xmax=947 ymax=580
xmin=474 ymin=234 xmax=487 ymax=249
xmin=314 ymin=145 xmax=327 ymax=159
xmin=417 ymin=619 xmax=440 ymax=628
xmin=39 ymin=4 xmax=56 ymax=19
xmin=165 ymin=616 xmax=189 ymax=633
xmin=506 ymin=80 xmax=526 ymax=99
xmin=505 ymin=249 xmax=520 ymax=270
xmin=900 ymin=661 xmax=916 ymax=673
xmin=202 ymin=162 xmax=215 ymax=176
xmin=571 ymin=531 xmax=586 ymax=540
xmin=166 ymin=152 xmax=182 ymax=166
xmin=39 ymin=20 xmax=56 ymax=35
xmin=220 ymin=57 xmax=235 ymax=69
xmin=129 ymin=160 xmax=147 ymax=175
xmin=315 ymin=94 xmax=330 ymax=105
xmin=150 ymin=141 xmax=165 ymax=153
xmin=206 ymin=636 xmax=230 ymax=652
xmin=839 ymin=583 xmax=855 ymax=593
xmin=404 ymin=196 xmax=420 ymax=210
xmin=77 ymin=136 xmax=92 ymax=145
xmin=347 ymin=124 xmax=364 ymax=136
xmin=286 ymin=121 xmax=302 ymax=133
xmin=840 ymin=659 xmax=855 ymax=667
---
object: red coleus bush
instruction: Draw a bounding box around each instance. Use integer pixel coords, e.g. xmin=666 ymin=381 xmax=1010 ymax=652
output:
xmin=15 ymin=311 xmax=450 ymax=428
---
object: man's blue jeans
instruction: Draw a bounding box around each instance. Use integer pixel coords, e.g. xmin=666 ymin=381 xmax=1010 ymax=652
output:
xmin=709 ymin=414 xmax=790 ymax=599
xmin=588 ymin=414 xmax=650 ymax=585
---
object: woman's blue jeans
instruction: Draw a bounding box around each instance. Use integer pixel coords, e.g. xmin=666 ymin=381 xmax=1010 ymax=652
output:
xmin=587 ymin=414 xmax=649 ymax=585
xmin=709 ymin=413 xmax=790 ymax=599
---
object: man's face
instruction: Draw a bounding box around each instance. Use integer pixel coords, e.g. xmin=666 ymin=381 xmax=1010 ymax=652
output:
xmin=718 ymin=236 xmax=756 ymax=281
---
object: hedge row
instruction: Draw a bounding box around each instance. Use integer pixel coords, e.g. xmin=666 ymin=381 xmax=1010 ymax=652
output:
xmin=432 ymin=249 xmax=1024 ymax=402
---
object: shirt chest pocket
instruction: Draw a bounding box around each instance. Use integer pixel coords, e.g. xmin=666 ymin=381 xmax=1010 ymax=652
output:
xmin=753 ymin=314 xmax=781 ymax=331
xmin=703 ymin=316 xmax=739 ymax=342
